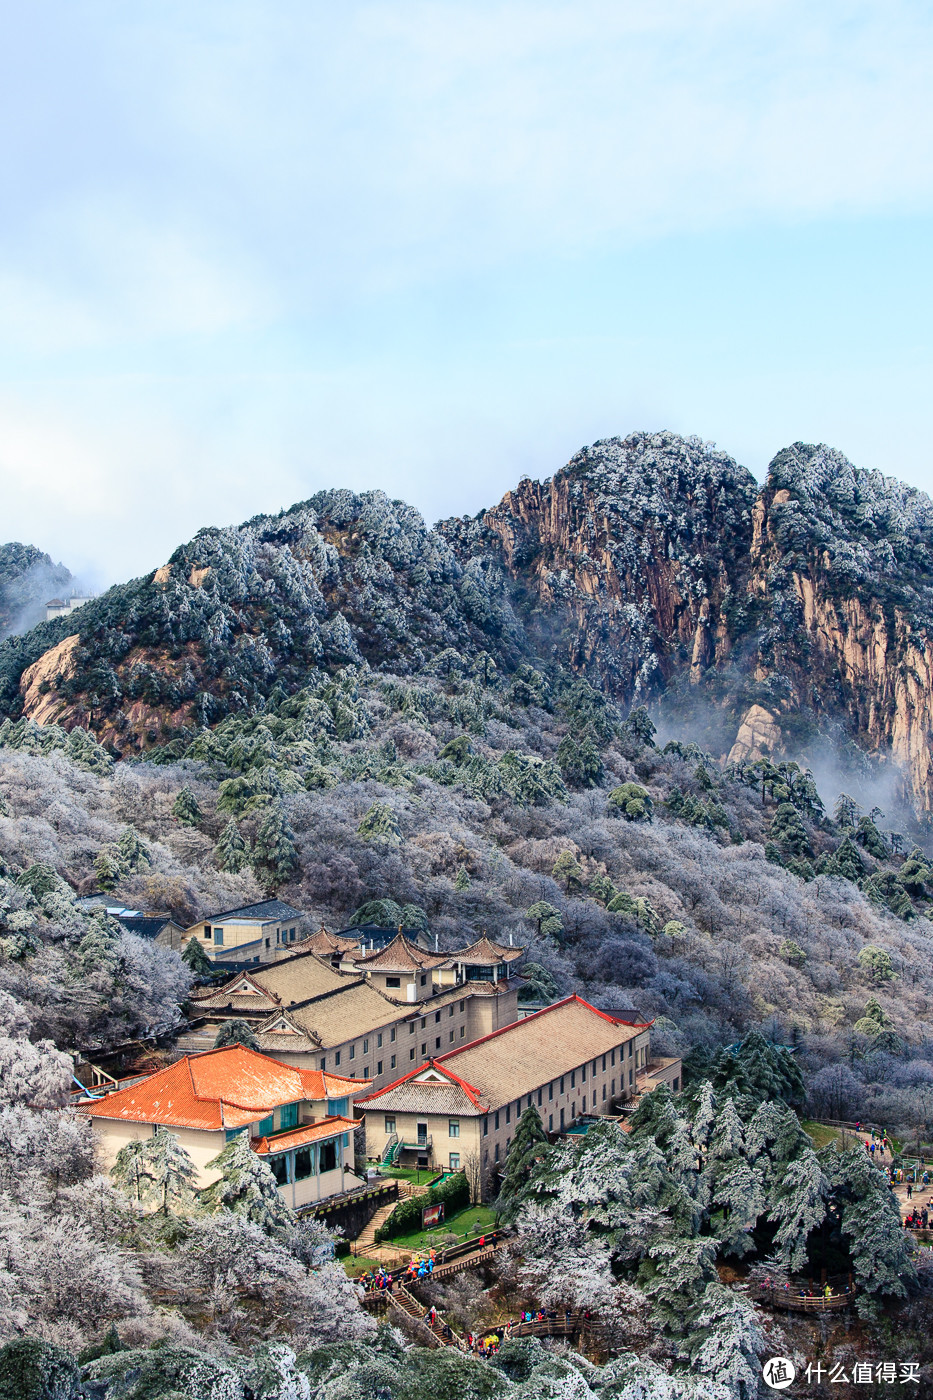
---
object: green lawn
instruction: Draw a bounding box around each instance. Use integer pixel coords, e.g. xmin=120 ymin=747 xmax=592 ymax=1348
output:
xmin=378 ymin=1166 xmax=438 ymax=1187
xmin=382 ymin=1204 xmax=498 ymax=1254
xmin=801 ymin=1120 xmax=845 ymax=1149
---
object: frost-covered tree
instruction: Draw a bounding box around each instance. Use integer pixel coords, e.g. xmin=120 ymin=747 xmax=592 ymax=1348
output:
xmin=556 ymin=734 xmax=604 ymax=789
xmin=608 ymin=782 xmax=652 ymax=820
xmin=110 ymin=1137 xmax=152 ymax=1206
xmin=525 ymin=900 xmax=563 ymax=942
xmin=684 ymin=1281 xmax=763 ymax=1400
xmin=182 ymin=935 xmax=213 ymax=976
xmin=117 ymin=1126 xmax=198 ymax=1214
xmin=768 ymin=1148 xmax=829 ymax=1271
xmin=551 ymin=850 xmax=584 ymax=892
xmin=201 ymin=1133 xmax=294 ymax=1234
xmin=828 ymin=1148 xmax=917 ymax=1307
xmin=497 ymin=1104 xmax=549 ymax=1219
xmin=213 ymin=1018 xmax=259 ymax=1051
xmin=0 ymin=1020 xmax=71 ymax=1109
xmin=172 ymin=785 xmax=203 ymax=827
xmin=93 ymin=846 xmax=122 ymax=891
xmin=858 ymin=944 xmax=895 ymax=982
xmin=356 ymin=801 xmax=401 ymax=845
xmin=252 ymin=803 xmax=298 ymax=890
xmin=116 ymin=827 xmax=150 ymax=873
xmin=216 ymin=817 xmax=249 ymax=874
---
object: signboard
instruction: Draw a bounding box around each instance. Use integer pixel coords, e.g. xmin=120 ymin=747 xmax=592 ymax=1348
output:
xmin=422 ymin=1202 xmax=445 ymax=1229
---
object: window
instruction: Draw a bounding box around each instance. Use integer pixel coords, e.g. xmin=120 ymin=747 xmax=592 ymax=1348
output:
xmin=560 ymin=1108 xmax=565 ymax=1128
xmin=560 ymin=1077 xmax=565 ymax=1094
xmin=627 ymin=1041 xmax=632 ymax=1058
xmin=448 ymin=1005 xmax=454 ymax=1017
xmin=506 ymin=1137 xmax=511 ymax=1152
xmin=420 ymin=1017 xmax=426 ymax=1029
xmin=420 ymin=974 xmax=426 ymax=986
xmin=410 ymin=1023 xmax=415 ymax=1034
xmin=460 ymin=1026 xmax=465 ymax=1038
xmin=602 ymin=1084 xmax=607 ymax=1101
xmin=265 ymin=938 xmax=270 ymax=948
xmin=611 ymin=1079 xmax=615 ymax=1095
xmin=410 ymin=1048 xmax=416 ymax=1060
xmin=570 ymin=1070 xmax=576 ymax=1089
xmin=449 ymin=1031 xmax=454 ymax=1043
xmin=581 ymin=1095 xmax=586 ymax=1111
xmin=363 ymin=1039 xmax=369 ymax=1054
xmin=377 ymin=1060 xmax=383 ymax=1075
xmin=202 ymin=928 xmax=211 ymax=940
xmin=581 ymin=1064 xmax=585 ymax=1082
xmin=673 ymin=1077 xmax=680 ymax=1093
xmin=290 ymin=927 xmax=296 ymax=940
xmin=434 ymin=1011 xmax=441 ymax=1024
xmin=294 ymin=1148 xmax=313 ymax=1180
xmin=548 ymin=1114 xmax=553 ymax=1131
xmin=629 ymin=1067 xmax=634 ymax=1085
xmin=450 ymin=1152 xmax=460 ymax=1170
xmin=494 ymin=1142 xmax=500 ymax=1161
xmin=435 ymin=1037 xmax=441 ymax=1050
xmin=505 ymin=1104 xmax=510 ymax=1124
xmin=449 ymin=1119 xmax=460 ymax=1138
xmin=319 ymin=1140 xmax=337 ymax=1173
xmin=377 ymin=1033 xmax=383 ymax=1048
xmin=602 ymin=1054 xmax=606 ymax=1072
xmin=537 ymin=1089 xmax=542 ymax=1107
xmin=482 ymin=1117 xmax=488 ymax=1136
xmin=417 ymin=1122 xmax=428 ymax=1144
xmin=225 ymin=1127 xmax=245 ymax=1142
xmin=421 ymin=1043 xmax=427 ymax=1055
xmin=213 ymin=927 xmax=223 ymax=944
xmin=385 ymin=1116 xmax=396 ymax=1134
xmin=335 ymin=1050 xmax=341 ymax=1066
xmin=349 ymin=1044 xmax=355 ymax=1060
xmin=386 ymin=977 xmax=401 ymax=988
xmin=390 ymin=1028 xmax=396 ymax=1042
xmin=257 ymin=1115 xmax=274 ymax=1136
xmin=548 ymin=1082 xmax=553 ymax=1101
xmin=494 ymin=1111 xmax=500 ymax=1130
xmin=320 ymin=1057 xmax=326 ymax=1071
xmin=390 ymin=1054 xmax=397 ymax=1069
xmin=611 ymin=1049 xmax=615 ymax=1066
xmin=363 ymin=1066 xmax=369 ymax=1078
xmin=459 ymin=1000 xmax=465 ymax=1011
xmin=271 ymin=1154 xmax=289 ymax=1186
xmin=280 ymin=1102 xmax=299 ymax=1131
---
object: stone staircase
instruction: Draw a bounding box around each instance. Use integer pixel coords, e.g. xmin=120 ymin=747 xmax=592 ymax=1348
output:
xmin=390 ymin=1284 xmax=464 ymax=1349
xmin=350 ymin=1177 xmax=430 ymax=1259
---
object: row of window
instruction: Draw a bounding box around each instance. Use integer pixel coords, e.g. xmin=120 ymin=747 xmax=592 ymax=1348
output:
xmin=383 ymin=1116 xmax=460 ymax=1137
xmin=321 ymin=1008 xmax=469 ymax=1077
xmin=268 ymin=1136 xmax=343 ymax=1186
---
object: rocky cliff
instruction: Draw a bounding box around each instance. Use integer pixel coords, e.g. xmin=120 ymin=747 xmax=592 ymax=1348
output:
xmin=5 ymin=433 xmax=933 ymax=812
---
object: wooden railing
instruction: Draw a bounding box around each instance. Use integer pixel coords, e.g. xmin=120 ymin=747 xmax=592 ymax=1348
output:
xmin=752 ymin=1284 xmax=854 ymax=1312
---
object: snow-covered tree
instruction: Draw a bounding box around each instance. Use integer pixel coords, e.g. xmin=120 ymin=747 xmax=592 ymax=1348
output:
xmin=768 ymin=1148 xmax=829 ymax=1271
xmin=356 ymin=801 xmax=401 ymax=845
xmin=497 ymin=1103 xmax=549 ymax=1219
xmin=116 ymin=827 xmax=150 ymax=872
xmin=0 ymin=1032 xmax=72 ymax=1108
xmin=684 ymin=1280 xmax=764 ymax=1400
xmin=172 ymin=785 xmax=203 ymax=827
xmin=113 ymin=1127 xmax=197 ymax=1215
xmin=201 ymin=1133 xmax=294 ymax=1233
xmin=213 ymin=1018 xmax=259 ymax=1050
xmin=453 ymin=864 xmax=471 ymax=891
xmin=216 ymin=817 xmax=249 ymax=874
xmin=182 ymin=935 xmax=213 ymax=976
xmin=252 ymin=804 xmax=298 ymax=890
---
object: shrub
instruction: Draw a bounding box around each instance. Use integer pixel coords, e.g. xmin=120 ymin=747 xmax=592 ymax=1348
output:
xmin=374 ymin=1171 xmax=470 ymax=1240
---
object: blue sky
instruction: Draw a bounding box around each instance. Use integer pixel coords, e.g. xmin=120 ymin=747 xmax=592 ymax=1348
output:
xmin=1 ymin=1 xmax=932 ymax=585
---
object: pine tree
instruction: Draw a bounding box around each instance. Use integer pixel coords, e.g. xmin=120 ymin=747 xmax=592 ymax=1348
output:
xmin=857 ymin=944 xmax=895 ymax=983
xmin=215 ymin=817 xmax=249 ymax=873
xmin=213 ymin=1018 xmax=259 ymax=1050
xmin=172 ymin=785 xmax=203 ymax=827
xmin=202 ymin=1133 xmax=294 ymax=1234
xmin=555 ymin=735 xmax=604 ymax=789
xmin=93 ymin=846 xmax=123 ymax=891
xmin=497 ymin=1104 xmax=549 ymax=1219
xmin=551 ymin=850 xmax=584 ymax=892
xmin=454 ymin=865 xmax=471 ymax=891
xmin=252 ymin=803 xmax=298 ymax=891
xmin=110 ymin=1137 xmax=151 ymax=1205
xmin=768 ymin=1148 xmax=829 ymax=1271
xmin=116 ymin=827 xmax=151 ymax=872
xmin=357 ymin=801 xmax=401 ymax=844
xmin=525 ymin=900 xmax=564 ymax=942
xmin=834 ymin=792 xmax=861 ymax=829
xmin=607 ymin=782 xmax=652 ymax=820
xmin=711 ymin=1155 xmax=765 ymax=1257
xmin=684 ymin=1280 xmax=764 ymax=1400
xmin=182 ymin=936 xmax=213 ymax=976
xmin=111 ymin=1127 xmax=197 ymax=1214
xmin=829 ymin=1147 xmax=917 ymax=1304
xmin=767 ymin=802 xmax=812 ymax=857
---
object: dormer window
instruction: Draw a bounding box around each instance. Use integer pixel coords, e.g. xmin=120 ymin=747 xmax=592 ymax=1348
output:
xmin=386 ymin=977 xmax=401 ymax=989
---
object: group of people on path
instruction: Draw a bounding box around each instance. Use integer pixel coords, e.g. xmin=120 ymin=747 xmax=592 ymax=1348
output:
xmin=761 ymin=1278 xmax=847 ymax=1302
xmin=360 ymin=1248 xmax=437 ymax=1293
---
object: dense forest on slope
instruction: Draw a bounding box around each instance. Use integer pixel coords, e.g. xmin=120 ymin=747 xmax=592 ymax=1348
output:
xmin=3 ymin=661 xmax=933 ymax=1134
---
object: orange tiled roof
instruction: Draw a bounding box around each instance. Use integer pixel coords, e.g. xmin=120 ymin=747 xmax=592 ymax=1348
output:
xmin=252 ymin=1114 xmax=356 ymax=1155
xmin=78 ymin=1045 xmax=369 ymax=1130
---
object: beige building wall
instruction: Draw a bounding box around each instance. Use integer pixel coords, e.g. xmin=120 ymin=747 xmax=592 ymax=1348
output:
xmin=89 ymin=1119 xmax=228 ymax=1186
xmin=363 ymin=1108 xmax=482 ymax=1179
